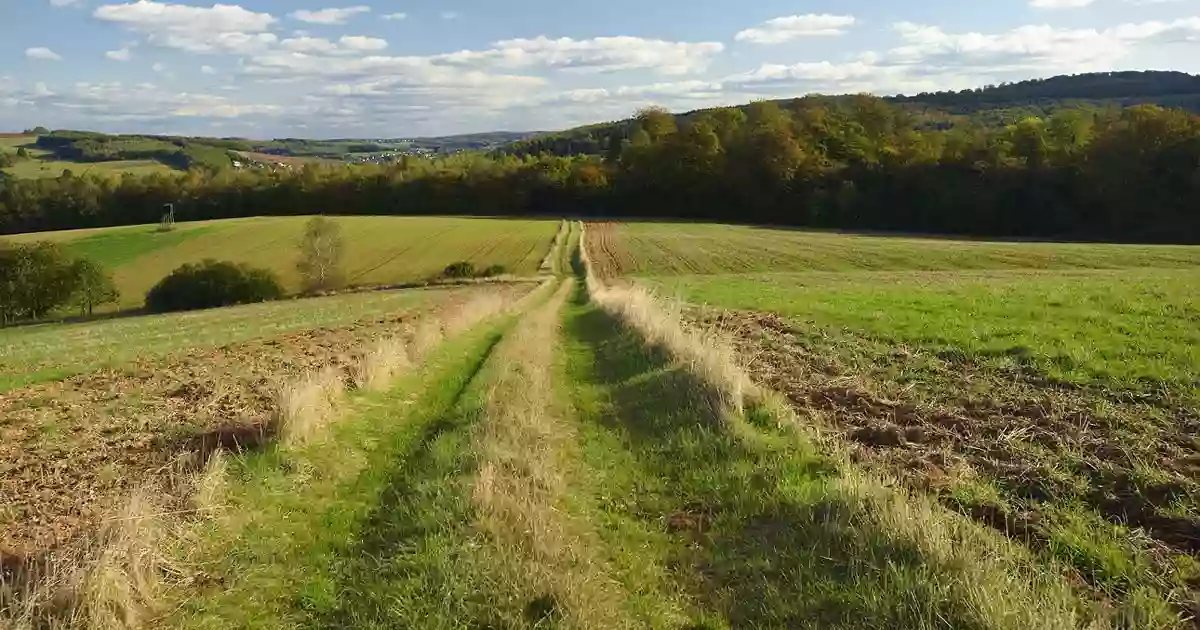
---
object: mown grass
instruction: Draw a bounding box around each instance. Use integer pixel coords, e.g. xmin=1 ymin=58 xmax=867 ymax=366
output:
xmin=0 ymin=286 xmax=454 ymax=392
xmin=645 ymin=269 xmax=1200 ymax=398
xmin=172 ymin=318 xmax=512 ymax=629
xmin=620 ymin=228 xmax=1200 ymax=625
xmin=4 ymin=216 xmax=558 ymax=307
xmin=598 ymin=222 xmax=1200 ymax=275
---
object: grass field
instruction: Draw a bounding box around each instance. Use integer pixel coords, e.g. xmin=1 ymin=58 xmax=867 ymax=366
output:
xmin=0 ymin=135 xmax=175 ymax=179
xmin=0 ymin=285 xmax=470 ymax=392
xmin=591 ymin=221 xmax=1200 ymax=624
xmin=587 ymin=221 xmax=1200 ymax=276
xmin=3 ymin=216 xmax=560 ymax=308
xmin=6 ymin=221 xmax=1200 ymax=629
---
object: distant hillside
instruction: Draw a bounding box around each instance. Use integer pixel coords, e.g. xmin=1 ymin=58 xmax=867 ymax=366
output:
xmin=500 ymin=70 xmax=1200 ymax=157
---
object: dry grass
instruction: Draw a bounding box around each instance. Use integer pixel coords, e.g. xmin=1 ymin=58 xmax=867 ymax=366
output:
xmin=577 ymin=222 xmax=1103 ymax=629
xmin=2 ymin=285 xmax=534 ymax=630
xmin=539 ymin=220 xmax=569 ymax=275
xmin=579 ymin=222 xmax=752 ymax=414
xmin=350 ymin=338 xmax=411 ymax=392
xmin=271 ymin=368 xmax=346 ymax=448
xmin=469 ymin=279 xmax=634 ymax=629
xmin=0 ymin=490 xmax=178 ymax=630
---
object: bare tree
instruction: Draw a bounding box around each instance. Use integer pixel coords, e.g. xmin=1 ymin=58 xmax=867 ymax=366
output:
xmin=297 ymin=216 xmax=345 ymax=293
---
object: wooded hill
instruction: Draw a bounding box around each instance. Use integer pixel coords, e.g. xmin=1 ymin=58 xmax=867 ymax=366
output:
xmin=500 ymin=71 xmax=1200 ymax=157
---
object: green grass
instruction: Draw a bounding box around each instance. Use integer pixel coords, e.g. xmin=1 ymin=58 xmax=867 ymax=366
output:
xmin=645 ymin=269 xmax=1200 ymax=397
xmin=0 ymin=134 xmax=178 ymax=179
xmin=610 ymin=223 xmax=1200 ymax=624
xmin=170 ymin=270 xmax=1109 ymax=629
xmin=173 ymin=301 xmax=523 ymax=629
xmin=4 ymin=216 xmax=559 ymax=308
xmin=597 ymin=222 xmax=1200 ymax=274
xmin=0 ymin=286 xmax=453 ymax=392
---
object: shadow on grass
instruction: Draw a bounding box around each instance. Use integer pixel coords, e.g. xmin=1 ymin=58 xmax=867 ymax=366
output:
xmin=563 ymin=284 xmax=994 ymax=630
xmin=305 ymin=332 xmax=505 ymax=629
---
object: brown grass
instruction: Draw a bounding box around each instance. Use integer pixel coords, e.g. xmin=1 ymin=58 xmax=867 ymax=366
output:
xmin=539 ymin=220 xmax=568 ymax=275
xmin=1 ymin=284 xmax=537 ymax=630
xmin=577 ymin=222 xmax=1103 ymax=629
xmin=579 ymin=222 xmax=752 ymax=414
xmin=469 ymin=279 xmax=635 ymax=628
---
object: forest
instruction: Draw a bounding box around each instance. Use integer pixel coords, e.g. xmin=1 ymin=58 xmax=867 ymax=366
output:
xmin=2 ymin=93 xmax=1199 ymax=243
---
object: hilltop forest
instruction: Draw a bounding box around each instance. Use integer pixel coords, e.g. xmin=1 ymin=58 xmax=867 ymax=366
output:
xmin=2 ymin=75 xmax=1200 ymax=242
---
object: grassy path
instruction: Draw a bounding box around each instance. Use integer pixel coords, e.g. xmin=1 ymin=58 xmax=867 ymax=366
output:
xmin=168 ymin=238 xmax=1119 ymax=629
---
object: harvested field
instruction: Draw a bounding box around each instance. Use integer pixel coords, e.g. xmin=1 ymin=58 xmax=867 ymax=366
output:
xmin=0 ymin=284 xmax=497 ymax=392
xmin=617 ymin=226 xmax=1200 ymax=624
xmin=0 ymin=284 xmax=527 ymax=560
xmin=590 ymin=221 xmax=1200 ymax=276
xmin=3 ymin=216 xmax=559 ymax=308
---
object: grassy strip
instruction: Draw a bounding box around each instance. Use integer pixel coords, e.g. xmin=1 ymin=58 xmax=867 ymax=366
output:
xmin=567 ymin=224 xmax=1118 ymax=629
xmin=170 ymin=318 xmax=513 ymax=628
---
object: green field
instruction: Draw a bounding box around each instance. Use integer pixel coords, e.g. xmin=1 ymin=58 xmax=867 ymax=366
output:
xmin=593 ymin=222 xmax=1200 ymax=624
xmin=587 ymin=221 xmax=1200 ymax=275
xmin=0 ymin=285 xmax=465 ymax=392
xmin=0 ymin=135 xmax=175 ymax=180
xmin=5 ymin=221 xmax=1200 ymax=629
xmin=4 ymin=216 xmax=559 ymax=308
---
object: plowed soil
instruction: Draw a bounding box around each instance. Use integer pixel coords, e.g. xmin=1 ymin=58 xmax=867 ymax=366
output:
xmin=0 ymin=286 xmax=522 ymax=560
xmin=686 ymin=307 xmax=1200 ymax=611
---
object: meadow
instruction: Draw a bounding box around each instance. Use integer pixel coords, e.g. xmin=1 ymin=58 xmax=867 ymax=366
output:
xmin=592 ymin=221 xmax=1200 ymax=624
xmin=0 ymin=285 xmax=471 ymax=392
xmin=4 ymin=218 xmax=1199 ymax=629
xmin=4 ymin=216 xmax=559 ymax=308
xmin=0 ymin=135 xmax=174 ymax=180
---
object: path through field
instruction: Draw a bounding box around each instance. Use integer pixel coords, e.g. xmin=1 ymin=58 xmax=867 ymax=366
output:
xmin=166 ymin=225 xmax=1132 ymax=630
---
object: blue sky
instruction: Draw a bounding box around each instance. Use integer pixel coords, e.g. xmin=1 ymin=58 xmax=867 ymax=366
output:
xmin=1 ymin=0 xmax=1199 ymax=138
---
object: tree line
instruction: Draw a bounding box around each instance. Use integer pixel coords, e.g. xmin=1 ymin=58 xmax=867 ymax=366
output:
xmin=2 ymin=96 xmax=1199 ymax=243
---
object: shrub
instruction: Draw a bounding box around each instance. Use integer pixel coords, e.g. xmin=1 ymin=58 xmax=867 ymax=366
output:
xmin=145 ymin=260 xmax=284 ymax=313
xmin=480 ymin=264 xmax=508 ymax=278
xmin=442 ymin=261 xmax=476 ymax=279
xmin=0 ymin=242 xmax=85 ymax=325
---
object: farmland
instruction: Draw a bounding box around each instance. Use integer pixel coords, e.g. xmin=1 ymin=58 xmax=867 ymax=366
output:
xmin=0 ymin=135 xmax=175 ymax=180
xmin=3 ymin=216 xmax=559 ymax=308
xmin=591 ymin=221 xmax=1200 ymax=624
xmin=4 ymin=218 xmax=1200 ymax=630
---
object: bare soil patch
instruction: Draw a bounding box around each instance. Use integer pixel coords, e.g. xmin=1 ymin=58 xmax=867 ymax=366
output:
xmin=686 ymin=307 xmax=1200 ymax=609
xmin=0 ymin=287 xmax=522 ymax=559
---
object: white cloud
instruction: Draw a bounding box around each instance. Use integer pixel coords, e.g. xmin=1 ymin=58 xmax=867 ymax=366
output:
xmin=94 ymin=1 xmax=279 ymax=54
xmin=383 ymin=12 xmax=406 ymax=20
xmin=440 ymin=11 xmax=459 ymax=20
xmin=289 ymin=6 xmax=370 ymax=25
xmin=735 ymin=14 xmax=857 ymax=44
xmin=152 ymin=62 xmax=167 ymax=72
xmin=889 ymin=19 xmax=1200 ymax=74
xmin=1030 ymin=0 xmax=1096 ymax=7
xmin=49 ymin=0 xmax=82 ymax=7
xmin=201 ymin=65 xmax=216 ymax=74
xmin=438 ymin=36 xmax=725 ymax=75
xmin=25 ymin=47 xmax=62 ymax=61
xmin=339 ymin=35 xmax=388 ymax=52
xmin=106 ymin=47 xmax=133 ymax=61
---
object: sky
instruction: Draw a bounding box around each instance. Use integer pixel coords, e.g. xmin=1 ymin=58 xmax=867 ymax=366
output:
xmin=1 ymin=0 xmax=1199 ymax=138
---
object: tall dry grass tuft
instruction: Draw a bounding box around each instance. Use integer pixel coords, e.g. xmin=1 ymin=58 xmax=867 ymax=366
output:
xmin=578 ymin=222 xmax=752 ymax=414
xmin=0 ymin=490 xmax=178 ymax=630
xmin=272 ymin=367 xmax=345 ymax=448
xmin=539 ymin=220 xmax=569 ymax=275
xmin=192 ymin=448 xmax=228 ymax=516
xmin=351 ymin=337 xmax=412 ymax=392
xmin=470 ymin=280 xmax=630 ymax=629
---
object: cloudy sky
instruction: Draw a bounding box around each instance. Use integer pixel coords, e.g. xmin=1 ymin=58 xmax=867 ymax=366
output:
xmin=1 ymin=0 xmax=1199 ymax=138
